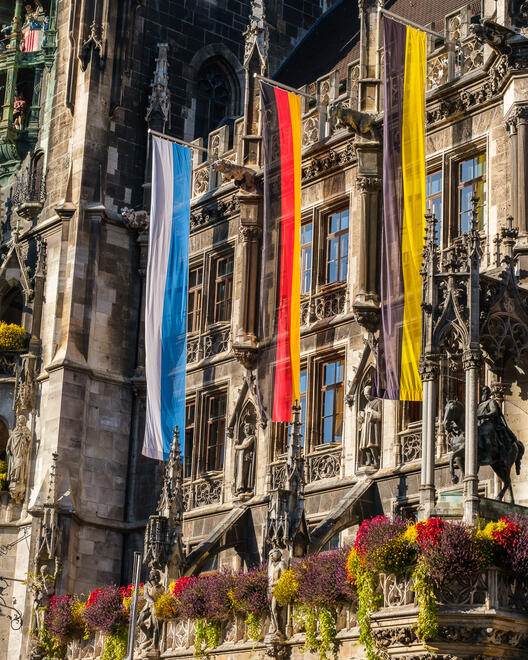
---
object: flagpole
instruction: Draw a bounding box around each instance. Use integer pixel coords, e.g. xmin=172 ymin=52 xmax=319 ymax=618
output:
xmin=147 ymin=128 xmax=209 ymax=153
xmin=125 ymin=551 xmax=143 ymax=660
xmin=378 ymin=8 xmax=444 ymax=40
xmin=253 ymin=73 xmax=316 ymax=101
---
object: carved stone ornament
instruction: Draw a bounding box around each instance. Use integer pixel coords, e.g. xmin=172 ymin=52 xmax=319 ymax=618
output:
xmin=330 ymin=105 xmax=381 ymax=141
xmin=120 ymin=207 xmax=150 ymax=233
xmin=356 ymin=175 xmax=382 ymax=193
xmin=79 ymin=21 xmax=105 ymax=71
xmin=234 ymin=418 xmax=256 ymax=496
xmin=357 ymin=385 xmax=381 ymax=468
xmin=144 ymin=429 xmax=184 ymax=572
xmin=212 ymin=159 xmax=257 ymax=193
xmin=146 ymin=43 xmax=171 ymax=127
xmin=426 ymin=55 xmax=510 ymax=126
xmin=135 ymin=569 xmax=164 ymax=656
xmin=302 ymin=141 xmax=355 ymax=182
xmin=243 ymin=0 xmax=269 ymax=71
xmin=191 ymin=195 xmax=239 ymax=232
xmin=7 ymin=414 xmax=32 ymax=504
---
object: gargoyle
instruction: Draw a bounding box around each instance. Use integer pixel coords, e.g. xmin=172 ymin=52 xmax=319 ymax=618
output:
xmin=469 ymin=19 xmax=516 ymax=55
xmin=330 ymin=106 xmax=380 ymax=141
xmin=212 ymin=159 xmax=257 ymax=193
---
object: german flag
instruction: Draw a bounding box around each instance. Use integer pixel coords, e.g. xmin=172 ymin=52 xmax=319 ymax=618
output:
xmin=260 ymin=81 xmax=301 ymax=422
xmin=376 ymin=17 xmax=426 ymax=401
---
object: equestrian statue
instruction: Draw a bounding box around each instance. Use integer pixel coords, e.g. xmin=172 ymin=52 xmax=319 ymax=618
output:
xmin=443 ymin=386 xmax=524 ymax=503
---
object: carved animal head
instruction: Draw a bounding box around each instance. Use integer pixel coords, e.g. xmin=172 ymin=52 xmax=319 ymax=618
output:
xmin=443 ymin=399 xmax=464 ymax=427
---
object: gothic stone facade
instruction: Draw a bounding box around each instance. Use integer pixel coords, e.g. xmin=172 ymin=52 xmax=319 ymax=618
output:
xmin=2 ymin=0 xmax=528 ymax=659
xmin=0 ymin=1 xmax=331 ymax=658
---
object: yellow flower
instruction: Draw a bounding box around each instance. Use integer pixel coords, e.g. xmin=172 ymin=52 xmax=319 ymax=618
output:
xmin=401 ymin=524 xmax=419 ymax=544
xmin=273 ymin=568 xmax=298 ymax=606
xmin=0 ymin=322 xmax=26 ymax=352
xmin=479 ymin=520 xmax=508 ymax=541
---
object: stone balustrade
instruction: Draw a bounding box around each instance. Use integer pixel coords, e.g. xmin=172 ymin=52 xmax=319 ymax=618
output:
xmin=65 ymin=569 xmax=528 ymax=660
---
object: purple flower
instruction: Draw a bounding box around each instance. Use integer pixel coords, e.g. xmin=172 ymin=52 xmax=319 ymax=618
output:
xmin=297 ymin=548 xmax=355 ymax=608
xmin=82 ymin=585 xmax=126 ymax=634
xmin=179 ymin=571 xmax=235 ymax=622
xmin=45 ymin=596 xmax=75 ymax=643
xmin=231 ymin=565 xmax=269 ymax=618
xmin=421 ymin=522 xmax=480 ymax=587
xmin=508 ymin=514 xmax=528 ymax=581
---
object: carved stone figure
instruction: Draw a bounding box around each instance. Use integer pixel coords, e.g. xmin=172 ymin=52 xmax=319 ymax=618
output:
xmin=267 ymin=547 xmax=286 ymax=637
xmin=29 ymin=564 xmax=55 ymax=635
xmin=357 ymin=386 xmax=381 ymax=467
xmin=7 ymin=415 xmax=32 ymax=503
xmin=234 ymin=422 xmax=256 ymax=495
xmin=330 ymin=106 xmax=379 ymax=140
xmin=212 ymin=159 xmax=257 ymax=193
xmin=444 ymin=391 xmax=524 ymax=502
xmin=136 ymin=569 xmax=164 ymax=655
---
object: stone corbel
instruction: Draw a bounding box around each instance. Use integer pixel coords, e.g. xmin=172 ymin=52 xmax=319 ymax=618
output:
xmin=212 ymin=160 xmax=258 ymax=193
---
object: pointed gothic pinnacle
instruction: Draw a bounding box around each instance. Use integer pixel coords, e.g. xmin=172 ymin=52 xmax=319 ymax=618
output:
xmin=45 ymin=452 xmax=58 ymax=507
xmin=170 ymin=426 xmax=182 ymax=465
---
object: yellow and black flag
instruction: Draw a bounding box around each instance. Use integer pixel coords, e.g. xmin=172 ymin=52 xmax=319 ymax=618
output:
xmin=376 ymin=17 xmax=426 ymax=402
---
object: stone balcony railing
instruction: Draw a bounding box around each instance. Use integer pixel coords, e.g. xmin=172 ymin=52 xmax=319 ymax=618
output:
xmin=270 ymin=444 xmax=342 ymax=489
xmin=395 ymin=424 xmax=422 ymax=466
xmin=186 ymin=327 xmax=231 ymax=365
xmin=66 ymin=569 xmax=528 ymax=660
xmin=301 ymin=287 xmax=347 ymax=327
xmin=183 ymin=473 xmax=223 ymax=512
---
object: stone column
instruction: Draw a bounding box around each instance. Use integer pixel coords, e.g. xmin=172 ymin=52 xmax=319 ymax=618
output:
xmin=356 ymin=176 xmax=381 ymax=303
xmin=233 ymin=193 xmax=261 ymax=370
xmin=508 ymin=106 xmax=528 ymax=269
xmin=462 ymin=349 xmax=482 ymax=523
xmin=419 ymin=356 xmax=440 ymax=520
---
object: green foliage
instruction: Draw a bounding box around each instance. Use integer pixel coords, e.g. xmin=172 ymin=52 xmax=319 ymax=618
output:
xmin=0 ymin=321 xmax=26 ymax=351
xmin=412 ymin=559 xmax=437 ymax=642
xmin=318 ymin=606 xmax=337 ymax=660
xmin=102 ymin=625 xmax=128 ymax=660
xmin=297 ymin=605 xmax=338 ymax=660
xmin=193 ymin=618 xmax=221 ymax=657
xmin=33 ymin=624 xmax=64 ymax=659
xmin=244 ymin=611 xmax=263 ymax=642
xmin=355 ymin=565 xmax=382 ymax=660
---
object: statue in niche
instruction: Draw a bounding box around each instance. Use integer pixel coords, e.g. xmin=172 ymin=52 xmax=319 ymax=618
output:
xmin=267 ymin=546 xmax=287 ymax=637
xmin=234 ymin=421 xmax=256 ymax=495
xmin=357 ymin=385 xmax=381 ymax=467
xmin=29 ymin=563 xmax=56 ymax=637
xmin=7 ymin=414 xmax=32 ymax=503
xmin=136 ymin=569 xmax=163 ymax=654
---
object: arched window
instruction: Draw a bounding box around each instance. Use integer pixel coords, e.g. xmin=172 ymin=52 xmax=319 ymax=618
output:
xmin=194 ymin=59 xmax=239 ymax=143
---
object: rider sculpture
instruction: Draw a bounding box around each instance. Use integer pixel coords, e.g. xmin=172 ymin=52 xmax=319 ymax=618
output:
xmin=444 ymin=387 xmax=524 ymax=503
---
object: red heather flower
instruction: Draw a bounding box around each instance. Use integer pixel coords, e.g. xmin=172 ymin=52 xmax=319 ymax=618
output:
xmin=354 ymin=516 xmax=389 ymax=554
xmin=45 ymin=595 xmax=75 ymax=643
xmin=492 ymin=517 xmax=520 ymax=551
xmin=171 ymin=576 xmax=197 ymax=597
xmin=87 ymin=588 xmax=104 ymax=607
xmin=415 ymin=517 xmax=446 ymax=548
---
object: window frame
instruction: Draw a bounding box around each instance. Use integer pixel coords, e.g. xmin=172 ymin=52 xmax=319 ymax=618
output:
xmin=456 ymin=153 xmax=487 ymax=235
xmin=324 ymin=207 xmax=350 ymax=285
xmin=203 ymin=390 xmax=227 ymax=473
xmin=209 ymin=250 xmax=234 ymax=326
xmin=300 ymin=220 xmax=313 ymax=296
xmin=187 ymin=264 xmax=204 ymax=334
xmin=307 ymin=352 xmax=345 ymax=449
xmin=184 ymin=399 xmax=196 ymax=480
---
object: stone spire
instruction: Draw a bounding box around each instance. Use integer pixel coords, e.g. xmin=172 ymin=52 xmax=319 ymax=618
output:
xmin=146 ymin=43 xmax=171 ymax=131
xmin=243 ymin=0 xmax=269 ymax=73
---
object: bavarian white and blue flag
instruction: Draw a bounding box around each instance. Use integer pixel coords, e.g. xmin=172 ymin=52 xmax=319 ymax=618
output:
xmin=142 ymin=136 xmax=191 ymax=460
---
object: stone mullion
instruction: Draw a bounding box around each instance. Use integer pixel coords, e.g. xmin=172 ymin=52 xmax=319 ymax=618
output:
xmin=462 ymin=349 xmax=482 ymax=524
xmin=418 ymin=356 xmax=440 ymax=520
xmin=516 ymin=110 xmax=528 ymax=234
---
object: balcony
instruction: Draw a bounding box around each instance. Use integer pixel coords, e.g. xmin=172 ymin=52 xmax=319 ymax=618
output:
xmin=65 ymin=568 xmax=528 ymax=660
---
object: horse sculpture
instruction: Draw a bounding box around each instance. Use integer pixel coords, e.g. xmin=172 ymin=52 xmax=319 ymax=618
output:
xmin=443 ymin=395 xmax=524 ymax=503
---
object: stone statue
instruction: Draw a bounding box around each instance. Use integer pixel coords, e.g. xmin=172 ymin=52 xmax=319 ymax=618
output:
xmin=357 ymin=386 xmax=381 ymax=467
xmin=136 ymin=569 xmax=163 ymax=655
xmin=234 ymin=422 xmax=256 ymax=495
xmin=212 ymin=159 xmax=257 ymax=193
xmin=29 ymin=564 xmax=55 ymax=634
xmin=7 ymin=415 xmax=32 ymax=503
xmin=330 ymin=106 xmax=379 ymax=140
xmin=444 ymin=390 xmax=524 ymax=503
xmin=267 ymin=547 xmax=287 ymax=637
